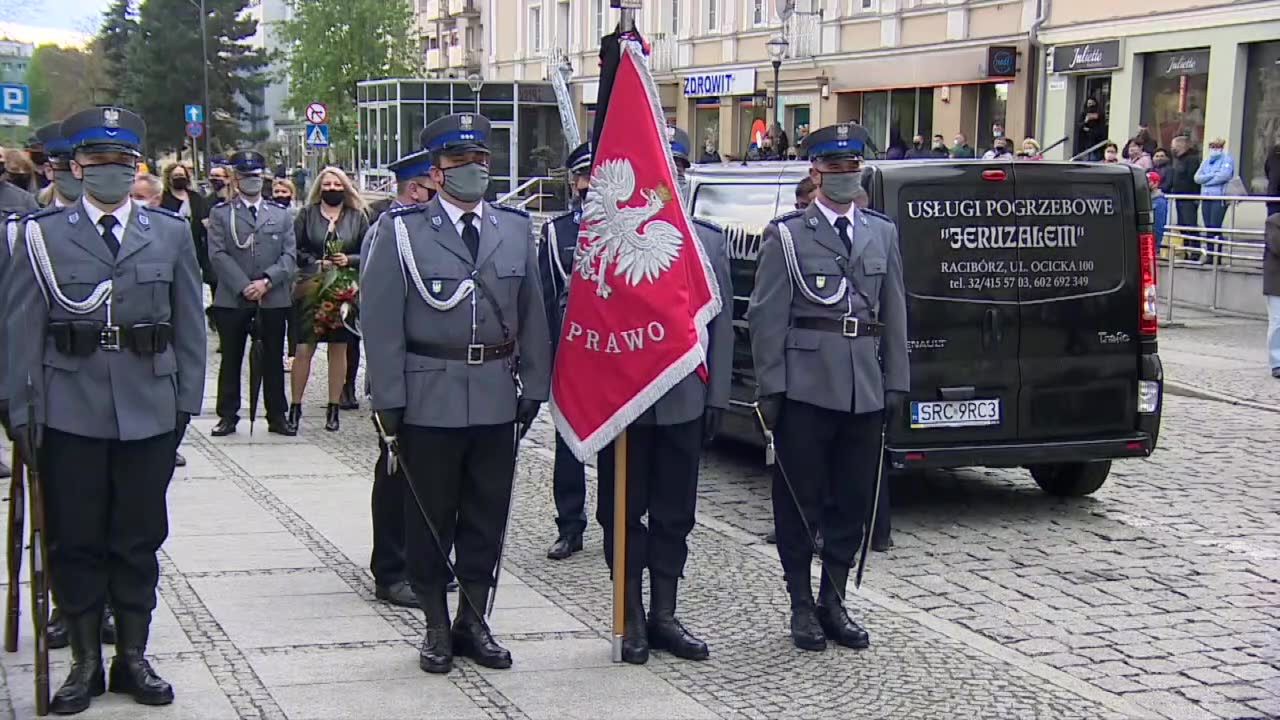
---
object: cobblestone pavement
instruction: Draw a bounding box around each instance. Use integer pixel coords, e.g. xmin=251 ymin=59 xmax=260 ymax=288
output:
xmin=0 ymin=338 xmax=1276 ymax=719
xmin=1161 ymin=307 xmax=1280 ymax=409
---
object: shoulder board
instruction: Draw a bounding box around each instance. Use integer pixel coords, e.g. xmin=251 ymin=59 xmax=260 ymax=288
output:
xmin=144 ymin=206 xmax=186 ymax=222
xmin=23 ymin=205 xmax=66 ymax=223
xmin=492 ymin=203 xmax=530 ymax=219
xmin=388 ymin=204 xmax=428 ymax=218
xmin=691 ymin=217 xmax=721 ymax=232
xmin=771 ymin=210 xmax=803 ymax=225
xmin=861 ymin=208 xmax=892 ymax=224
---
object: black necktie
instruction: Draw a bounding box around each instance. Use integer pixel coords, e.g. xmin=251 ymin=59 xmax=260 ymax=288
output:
xmin=248 ymin=204 xmax=258 ymax=222
xmin=98 ymin=215 xmax=120 ymax=257
xmin=461 ymin=212 xmax=480 ymax=261
xmin=834 ymin=216 xmax=853 ymax=255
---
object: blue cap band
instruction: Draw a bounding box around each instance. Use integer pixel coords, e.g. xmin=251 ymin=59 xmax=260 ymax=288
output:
xmin=68 ymin=127 xmax=142 ymax=150
xmin=427 ymin=130 xmax=488 ymax=152
xmin=45 ymin=138 xmax=72 ymax=156
xmin=808 ymin=138 xmax=865 ymax=157
xmin=670 ymin=141 xmax=689 ymax=157
xmin=394 ymin=158 xmax=434 ymax=180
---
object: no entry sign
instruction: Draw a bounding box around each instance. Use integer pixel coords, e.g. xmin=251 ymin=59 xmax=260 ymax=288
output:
xmin=305 ymin=102 xmax=328 ymax=125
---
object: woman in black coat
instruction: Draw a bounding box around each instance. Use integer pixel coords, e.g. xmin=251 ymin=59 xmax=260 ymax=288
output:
xmin=1076 ymin=98 xmax=1108 ymax=161
xmin=290 ymin=167 xmax=370 ymax=432
xmin=159 ymin=162 xmax=210 ymax=285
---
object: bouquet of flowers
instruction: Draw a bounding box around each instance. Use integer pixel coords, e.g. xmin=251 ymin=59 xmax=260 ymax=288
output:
xmin=300 ymin=232 xmax=359 ymax=338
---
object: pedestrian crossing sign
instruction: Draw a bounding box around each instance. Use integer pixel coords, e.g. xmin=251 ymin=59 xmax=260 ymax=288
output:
xmin=305 ymin=123 xmax=330 ymax=148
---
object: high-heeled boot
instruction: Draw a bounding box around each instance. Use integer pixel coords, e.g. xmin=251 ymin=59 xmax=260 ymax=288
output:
xmin=324 ymin=403 xmax=340 ymax=432
xmin=287 ymin=403 xmax=302 ymax=433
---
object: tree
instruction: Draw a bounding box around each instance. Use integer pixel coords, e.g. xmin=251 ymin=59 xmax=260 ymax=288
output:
xmin=278 ymin=0 xmax=417 ymax=155
xmin=25 ymin=44 xmax=111 ymax=128
xmin=116 ymin=0 xmax=268 ymax=155
xmin=96 ymin=0 xmax=138 ymax=102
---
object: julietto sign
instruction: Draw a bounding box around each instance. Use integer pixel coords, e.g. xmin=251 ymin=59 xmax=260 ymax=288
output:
xmin=1051 ymin=40 xmax=1123 ymax=74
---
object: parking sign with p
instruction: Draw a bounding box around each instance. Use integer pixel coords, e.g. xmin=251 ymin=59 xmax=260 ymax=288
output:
xmin=0 ymin=83 xmax=30 ymax=127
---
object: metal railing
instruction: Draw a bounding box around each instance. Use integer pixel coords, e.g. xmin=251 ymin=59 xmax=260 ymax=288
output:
xmin=1159 ymin=193 xmax=1278 ymax=323
xmin=496 ymin=175 xmax=561 ymax=212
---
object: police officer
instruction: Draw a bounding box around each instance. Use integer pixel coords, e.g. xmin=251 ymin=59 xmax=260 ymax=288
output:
xmin=0 ymin=136 xmax=40 ymax=481
xmin=540 ymin=142 xmax=590 ymax=561
xmin=595 ymin=127 xmax=733 ymax=665
xmin=7 ymin=106 xmax=206 ymax=713
xmin=362 ymin=113 xmax=551 ymax=674
xmin=749 ymin=122 xmax=908 ymax=652
xmin=206 ymin=150 xmax=297 ymax=436
xmin=362 ymin=149 xmax=436 ymax=608
xmin=35 ymin=122 xmax=84 ymax=208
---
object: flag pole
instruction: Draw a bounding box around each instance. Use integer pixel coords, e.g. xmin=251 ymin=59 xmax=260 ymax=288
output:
xmin=610 ymin=1 xmax=638 ymax=666
xmin=611 ymin=430 xmax=628 ymax=662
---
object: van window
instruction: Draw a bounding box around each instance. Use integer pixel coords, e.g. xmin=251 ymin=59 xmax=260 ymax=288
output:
xmin=692 ymin=183 xmax=784 ymax=236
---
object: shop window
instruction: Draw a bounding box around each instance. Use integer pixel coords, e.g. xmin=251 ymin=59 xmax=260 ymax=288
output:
xmin=695 ymin=99 xmax=721 ymax=158
xmin=1141 ymin=49 xmax=1209 ymax=151
xmin=977 ymin=82 xmax=1008 ymax=153
xmin=1241 ymin=40 xmax=1280 ymax=193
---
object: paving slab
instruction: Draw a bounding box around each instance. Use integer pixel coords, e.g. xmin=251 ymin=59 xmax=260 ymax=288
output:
xmin=268 ymin=677 xmax=487 ymax=720
xmin=484 ymin=666 xmax=719 ymax=720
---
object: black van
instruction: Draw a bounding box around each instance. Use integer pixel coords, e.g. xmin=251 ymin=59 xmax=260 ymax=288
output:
xmin=688 ymin=160 xmax=1163 ymax=496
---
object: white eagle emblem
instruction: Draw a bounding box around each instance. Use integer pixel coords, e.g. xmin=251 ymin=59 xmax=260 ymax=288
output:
xmin=575 ymin=158 xmax=683 ymax=299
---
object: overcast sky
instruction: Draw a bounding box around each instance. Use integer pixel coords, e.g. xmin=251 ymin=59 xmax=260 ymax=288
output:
xmin=3 ymin=0 xmax=110 ymax=36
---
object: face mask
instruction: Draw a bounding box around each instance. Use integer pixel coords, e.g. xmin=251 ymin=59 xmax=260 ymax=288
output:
xmin=1208 ymin=148 xmax=1223 ymax=158
xmin=80 ymin=163 xmax=136 ymax=205
xmin=171 ymin=177 xmax=190 ymax=191
xmin=239 ymin=176 xmax=264 ymax=196
xmin=211 ymin=178 xmax=227 ymax=192
xmin=993 ymin=129 xmax=1004 ymax=138
xmin=272 ymin=196 xmax=292 ymax=207
xmin=913 ymin=141 xmax=923 ymax=149
xmin=52 ymin=169 xmax=82 ymax=201
xmin=953 ymin=139 xmax=963 ymax=147
xmin=1154 ymin=157 xmax=1168 ymax=166
xmin=441 ymin=163 xmax=489 ymax=203
xmin=819 ymin=171 xmax=860 ymax=205
xmin=7 ymin=174 xmax=30 ymax=188
xmin=320 ymin=189 xmax=346 ymax=207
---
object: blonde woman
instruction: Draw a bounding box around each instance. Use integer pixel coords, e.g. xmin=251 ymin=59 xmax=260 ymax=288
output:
xmin=289 ymin=167 xmax=369 ymax=432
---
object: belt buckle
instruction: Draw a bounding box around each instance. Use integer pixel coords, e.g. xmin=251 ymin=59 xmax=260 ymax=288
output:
xmin=842 ymin=317 xmax=859 ymax=338
xmin=466 ymin=344 xmax=485 ymax=365
xmin=99 ymin=325 xmax=122 ymax=352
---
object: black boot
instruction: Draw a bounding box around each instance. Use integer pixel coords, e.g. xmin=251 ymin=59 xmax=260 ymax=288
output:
xmin=287 ymin=403 xmax=302 ymax=433
xmin=417 ymin=585 xmax=452 ymax=674
xmin=815 ymin=565 xmax=870 ymax=649
xmin=108 ymin=610 xmax=174 ymax=706
xmin=786 ymin=574 xmax=826 ymax=652
xmin=210 ymin=418 xmax=237 ymax=437
xmin=47 ymin=606 xmax=69 ymax=650
xmin=266 ymin=414 xmax=297 ymax=436
xmin=451 ymin=583 xmax=511 ymax=669
xmin=339 ymin=383 xmax=359 ymax=411
xmin=546 ymin=532 xmax=583 ymax=560
xmin=647 ymin=575 xmax=708 ymax=660
xmin=451 ymin=584 xmax=511 ymax=669
xmin=100 ymin=604 xmax=116 ymax=645
xmin=49 ymin=611 xmax=105 ymax=715
xmin=620 ymin=577 xmax=649 ymax=664
xmin=324 ymin=404 xmax=340 ymax=432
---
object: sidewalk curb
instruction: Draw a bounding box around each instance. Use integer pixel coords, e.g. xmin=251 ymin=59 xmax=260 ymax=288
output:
xmin=1164 ymin=380 xmax=1280 ymax=414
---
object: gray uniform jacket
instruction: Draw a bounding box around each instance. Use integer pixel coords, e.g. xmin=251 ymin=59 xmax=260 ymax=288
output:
xmin=633 ymin=219 xmax=734 ymax=426
xmin=207 ymin=197 xmax=297 ymax=309
xmin=7 ymin=201 xmax=207 ymax=440
xmin=0 ymin=214 xmax=29 ymax=404
xmin=361 ymin=197 xmax=552 ymax=428
xmin=749 ymin=203 xmax=909 ymax=414
xmin=0 ymin=182 xmax=38 ymax=218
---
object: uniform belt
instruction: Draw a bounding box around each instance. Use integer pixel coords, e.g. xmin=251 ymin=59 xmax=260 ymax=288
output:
xmin=793 ymin=316 xmax=883 ymax=338
xmin=48 ymin=321 xmax=173 ymax=356
xmin=406 ymin=339 xmax=516 ymax=365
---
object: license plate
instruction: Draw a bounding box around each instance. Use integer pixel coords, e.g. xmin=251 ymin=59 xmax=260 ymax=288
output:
xmin=910 ymin=399 xmax=1001 ymax=429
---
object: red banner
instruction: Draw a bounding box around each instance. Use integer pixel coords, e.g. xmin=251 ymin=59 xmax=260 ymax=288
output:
xmin=551 ymin=41 xmax=721 ymax=461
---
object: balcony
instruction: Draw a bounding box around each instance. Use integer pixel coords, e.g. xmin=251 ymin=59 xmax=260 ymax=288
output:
xmin=421 ymin=0 xmax=445 ymax=22
xmin=448 ymin=0 xmax=479 ymax=16
xmin=650 ymin=34 xmax=676 ymax=73
xmin=448 ymin=45 xmax=481 ymax=70
xmin=425 ymin=47 xmax=445 ymax=71
xmin=785 ymin=12 xmax=820 ymax=59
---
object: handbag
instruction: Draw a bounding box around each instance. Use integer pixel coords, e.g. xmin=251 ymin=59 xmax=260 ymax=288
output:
xmin=1224 ymin=175 xmax=1248 ymax=200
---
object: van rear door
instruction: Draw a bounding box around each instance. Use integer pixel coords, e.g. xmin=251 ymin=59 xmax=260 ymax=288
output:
xmin=881 ymin=163 xmax=1022 ymax=447
xmin=1012 ymin=163 xmax=1139 ymax=440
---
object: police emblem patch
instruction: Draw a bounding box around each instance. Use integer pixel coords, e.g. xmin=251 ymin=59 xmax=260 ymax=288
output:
xmin=431 ymin=280 xmax=443 ymax=294
xmin=68 ymin=212 xmax=80 ymax=225
xmin=816 ymin=275 xmax=827 ymax=289
xmin=489 ymin=213 xmax=498 ymax=226
xmin=138 ymin=212 xmax=150 ymax=227
xmin=431 ymin=215 xmax=442 ymax=228
xmin=836 ymin=124 xmax=849 ymax=140
xmin=460 ymin=115 xmax=473 ymax=130
xmin=103 ymin=108 xmax=121 ymax=128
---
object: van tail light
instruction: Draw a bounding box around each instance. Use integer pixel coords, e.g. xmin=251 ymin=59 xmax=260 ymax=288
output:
xmin=1139 ymin=232 xmax=1158 ymax=337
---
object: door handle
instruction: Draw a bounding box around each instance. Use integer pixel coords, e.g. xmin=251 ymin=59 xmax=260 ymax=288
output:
xmin=991 ymin=308 xmax=1004 ymax=345
xmin=982 ymin=308 xmax=996 ymax=348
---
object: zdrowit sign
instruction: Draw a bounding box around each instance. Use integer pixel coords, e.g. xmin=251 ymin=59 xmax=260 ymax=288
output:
xmin=682 ymin=69 xmax=757 ymax=98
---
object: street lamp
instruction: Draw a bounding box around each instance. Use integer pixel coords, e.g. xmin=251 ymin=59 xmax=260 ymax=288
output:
xmin=766 ymin=34 xmax=789 ymax=129
xmin=466 ymin=73 xmax=484 ymax=114
xmin=184 ymin=0 xmax=212 ymax=179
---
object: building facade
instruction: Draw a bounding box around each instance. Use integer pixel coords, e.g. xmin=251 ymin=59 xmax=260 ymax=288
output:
xmin=1038 ymin=0 xmax=1280 ymax=193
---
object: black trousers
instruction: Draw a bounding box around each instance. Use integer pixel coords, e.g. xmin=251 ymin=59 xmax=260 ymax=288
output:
xmin=596 ymin=419 xmax=701 ymax=581
xmin=370 ymin=432 xmax=406 ymax=587
xmin=400 ymin=424 xmax=514 ymax=596
xmin=212 ymin=306 xmax=288 ymax=420
xmin=1176 ymin=199 xmax=1201 ymax=251
xmin=346 ymin=341 xmax=360 ymax=391
xmin=552 ymin=432 xmax=587 ymax=537
xmin=772 ymin=400 xmax=882 ymax=580
xmin=40 ymin=429 xmax=175 ymax=617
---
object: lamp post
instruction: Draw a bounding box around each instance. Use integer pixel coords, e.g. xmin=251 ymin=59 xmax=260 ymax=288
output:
xmin=466 ymin=73 xmax=484 ymax=114
xmin=766 ymin=34 xmax=789 ymax=131
xmin=185 ymin=0 xmax=212 ymax=178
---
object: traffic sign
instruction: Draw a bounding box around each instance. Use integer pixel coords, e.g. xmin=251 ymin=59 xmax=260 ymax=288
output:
xmin=184 ymin=104 xmax=204 ymax=123
xmin=305 ymin=102 xmax=328 ymax=125
xmin=305 ymin=123 xmax=330 ymax=148
xmin=186 ymin=121 xmax=203 ymax=139
xmin=0 ymin=83 xmax=30 ymax=127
